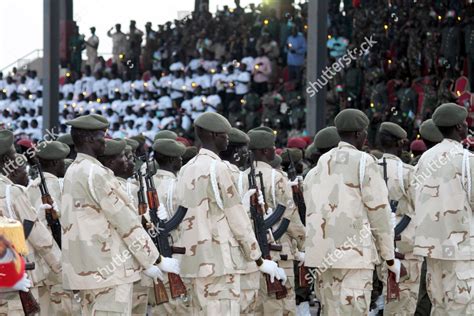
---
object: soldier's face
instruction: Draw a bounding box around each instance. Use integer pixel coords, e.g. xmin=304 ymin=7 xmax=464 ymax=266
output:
xmin=458 ymin=121 xmax=468 ymax=140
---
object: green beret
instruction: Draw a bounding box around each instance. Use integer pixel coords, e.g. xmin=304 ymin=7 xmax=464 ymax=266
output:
xmin=369 ymin=149 xmax=384 ymax=159
xmin=57 ymin=134 xmax=74 ymax=146
xmin=66 ymin=114 xmax=109 ymax=130
xmin=248 ymin=130 xmax=275 ymax=150
xmin=182 ymin=146 xmax=198 ymax=161
xmin=154 ymin=130 xmax=178 ymax=141
xmin=334 ymin=109 xmax=369 ymax=132
xmin=101 ymin=139 xmax=126 ymax=157
xmin=130 ymin=134 xmax=146 ymax=145
xmin=124 ymin=145 xmax=132 ymax=153
xmin=305 ymin=143 xmax=318 ymax=157
xmin=281 ymin=148 xmax=303 ymax=164
xmin=229 ymin=128 xmax=250 ymax=144
xmin=269 ymin=155 xmax=282 ymax=169
xmin=249 ymin=126 xmax=274 ymax=134
xmin=379 ymin=122 xmax=407 ymax=139
xmin=314 ymin=126 xmax=340 ymax=149
xmin=37 ymin=141 xmax=70 ymax=160
xmin=419 ymin=119 xmax=443 ymax=143
xmin=432 ymin=103 xmax=467 ymax=127
xmin=194 ymin=112 xmax=231 ymax=133
xmin=0 ymin=130 xmax=14 ymax=156
xmin=124 ymin=138 xmax=139 ymax=151
xmin=152 ymin=139 xmax=186 ymax=157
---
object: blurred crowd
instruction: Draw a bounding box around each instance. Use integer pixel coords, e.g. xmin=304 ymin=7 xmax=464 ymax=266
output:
xmin=2 ymin=0 xmax=474 ymax=153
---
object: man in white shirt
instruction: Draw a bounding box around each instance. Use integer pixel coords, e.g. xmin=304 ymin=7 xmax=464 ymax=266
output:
xmin=235 ymin=63 xmax=251 ymax=97
xmin=85 ymin=27 xmax=99 ymax=68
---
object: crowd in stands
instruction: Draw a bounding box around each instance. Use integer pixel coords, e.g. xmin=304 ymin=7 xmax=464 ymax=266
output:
xmin=2 ymin=0 xmax=474 ymax=153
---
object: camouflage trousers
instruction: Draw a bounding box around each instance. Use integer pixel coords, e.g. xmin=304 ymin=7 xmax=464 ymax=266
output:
xmin=131 ymin=281 xmax=148 ymax=316
xmin=0 ymin=287 xmax=31 ymax=316
xmin=240 ymin=271 xmax=260 ymax=315
xmin=380 ymin=258 xmax=423 ymax=316
xmin=190 ymin=274 xmax=241 ymax=316
xmin=257 ymin=260 xmax=296 ymax=316
xmin=39 ymin=284 xmax=80 ymax=316
xmin=316 ymin=268 xmax=372 ymax=316
xmin=148 ymin=276 xmax=195 ymax=315
xmin=426 ymin=258 xmax=474 ymax=315
xmin=79 ymin=283 xmax=133 ymax=315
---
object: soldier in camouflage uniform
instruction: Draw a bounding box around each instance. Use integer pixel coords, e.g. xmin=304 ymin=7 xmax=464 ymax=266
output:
xmin=27 ymin=141 xmax=79 ymax=315
xmin=377 ymin=122 xmax=422 ymax=315
xmin=0 ymin=130 xmax=62 ymax=316
xmin=219 ymin=128 xmax=263 ymax=315
xmin=246 ymin=127 xmax=306 ymax=316
xmin=303 ymin=109 xmax=398 ymax=316
xmin=61 ymin=114 xmax=180 ymax=315
xmin=413 ymin=103 xmax=474 ymax=315
xmin=175 ymin=112 xmax=286 ymax=316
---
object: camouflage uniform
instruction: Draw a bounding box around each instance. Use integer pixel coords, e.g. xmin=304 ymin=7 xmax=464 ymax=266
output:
xmin=175 ymin=149 xmax=262 ymax=315
xmin=0 ymin=174 xmax=62 ymax=316
xmin=244 ymin=161 xmax=306 ymax=316
xmin=61 ymin=153 xmax=160 ymax=315
xmin=27 ymin=172 xmax=79 ymax=315
xmin=377 ymin=154 xmax=422 ymax=316
xmin=223 ymin=160 xmax=260 ymax=315
xmin=414 ymin=139 xmax=474 ymax=315
xmin=303 ymin=142 xmax=395 ymax=316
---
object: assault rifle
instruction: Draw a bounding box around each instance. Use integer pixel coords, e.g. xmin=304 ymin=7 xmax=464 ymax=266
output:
xmin=141 ymin=155 xmax=188 ymax=304
xmin=248 ymin=153 xmax=287 ymax=299
xmin=34 ymin=164 xmax=61 ymax=249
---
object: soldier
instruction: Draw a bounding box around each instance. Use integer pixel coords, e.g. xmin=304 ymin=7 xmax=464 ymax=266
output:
xmin=57 ymin=133 xmax=76 ymax=159
xmin=413 ymin=103 xmax=474 ymax=314
xmin=149 ymin=138 xmax=194 ymax=315
xmin=27 ymin=141 xmax=77 ymax=315
xmin=219 ymin=128 xmax=261 ymax=314
xmin=61 ymin=114 xmax=179 ymax=315
xmin=247 ymin=127 xmax=306 ymax=315
xmin=176 ymin=112 xmax=286 ymax=315
xmin=440 ymin=11 xmax=461 ymax=77
xmin=0 ymin=130 xmax=62 ymax=315
xmin=303 ymin=109 xmax=399 ymax=315
xmin=377 ymin=122 xmax=422 ymax=315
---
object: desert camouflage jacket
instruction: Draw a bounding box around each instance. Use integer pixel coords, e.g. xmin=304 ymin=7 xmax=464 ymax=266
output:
xmin=303 ymin=141 xmax=394 ymax=269
xmin=414 ymin=138 xmax=474 ymax=260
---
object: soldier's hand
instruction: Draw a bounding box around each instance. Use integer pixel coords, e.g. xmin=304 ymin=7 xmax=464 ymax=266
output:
xmin=387 ymin=259 xmax=401 ymax=282
xmin=258 ymin=259 xmax=282 ymax=283
xmin=157 ymin=205 xmax=168 ymax=221
xmin=288 ymin=176 xmax=303 ymax=187
xmin=157 ymin=257 xmax=180 ymax=275
xmin=241 ymin=188 xmax=256 ymax=210
xmin=263 ymin=207 xmax=273 ymax=220
xmin=143 ymin=265 xmax=164 ymax=282
xmin=12 ymin=273 xmax=32 ymax=292
xmin=39 ymin=203 xmax=52 ymax=212
xmin=277 ymin=267 xmax=287 ymax=285
xmin=390 ymin=212 xmax=397 ymax=229
xmin=296 ymin=251 xmax=305 ymax=266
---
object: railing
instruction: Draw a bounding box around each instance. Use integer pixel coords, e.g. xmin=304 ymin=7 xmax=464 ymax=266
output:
xmin=1 ymin=49 xmax=44 ymax=73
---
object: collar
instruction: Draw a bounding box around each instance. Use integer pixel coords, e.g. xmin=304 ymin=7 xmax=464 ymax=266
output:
xmin=382 ymin=153 xmax=402 ymax=162
xmin=442 ymin=138 xmax=463 ymax=149
xmin=76 ymin=153 xmax=104 ymax=167
xmin=338 ymin=141 xmax=357 ymax=150
xmin=255 ymin=160 xmax=272 ymax=169
xmin=198 ymin=148 xmax=222 ymax=161
xmin=0 ymin=174 xmax=12 ymax=185
xmin=155 ymin=169 xmax=176 ymax=179
xmin=223 ymin=160 xmax=239 ymax=172
xmin=43 ymin=172 xmax=59 ymax=180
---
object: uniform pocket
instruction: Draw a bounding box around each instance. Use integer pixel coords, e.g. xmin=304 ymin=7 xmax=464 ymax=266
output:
xmin=453 ymin=270 xmax=474 ymax=305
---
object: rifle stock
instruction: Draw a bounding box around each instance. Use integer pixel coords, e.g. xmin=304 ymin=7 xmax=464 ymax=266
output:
xmin=154 ymin=280 xmax=169 ymax=304
xmin=19 ymin=258 xmax=40 ymax=315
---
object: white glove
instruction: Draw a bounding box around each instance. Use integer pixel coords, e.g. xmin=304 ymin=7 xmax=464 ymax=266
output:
xmin=263 ymin=207 xmax=273 ymax=220
xmin=277 ymin=267 xmax=287 ymax=285
xmin=143 ymin=265 xmax=164 ymax=282
xmin=157 ymin=205 xmax=168 ymax=221
xmin=390 ymin=212 xmax=397 ymax=230
xmin=258 ymin=259 xmax=282 ymax=283
xmin=387 ymin=259 xmax=401 ymax=282
xmin=157 ymin=256 xmax=180 ymax=275
xmin=12 ymin=274 xmax=32 ymax=292
xmin=241 ymin=188 xmax=256 ymax=210
xmin=296 ymin=251 xmax=305 ymax=265
xmin=38 ymin=203 xmax=52 ymax=212
xmin=288 ymin=176 xmax=303 ymax=187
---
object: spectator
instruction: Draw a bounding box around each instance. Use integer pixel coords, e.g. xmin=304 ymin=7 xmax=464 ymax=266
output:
xmin=286 ymin=26 xmax=306 ymax=82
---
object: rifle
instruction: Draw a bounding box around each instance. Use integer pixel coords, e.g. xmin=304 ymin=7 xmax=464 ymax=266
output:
xmin=286 ymin=151 xmax=306 ymax=226
xmin=248 ymin=153 xmax=287 ymax=299
xmin=142 ymin=155 xmax=188 ymax=304
xmin=19 ymin=220 xmax=40 ymax=315
xmin=134 ymin=171 xmax=148 ymax=216
xmin=378 ymin=157 xmax=408 ymax=302
xmin=35 ymin=164 xmax=61 ymax=249
xmin=285 ymin=151 xmax=310 ymax=288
